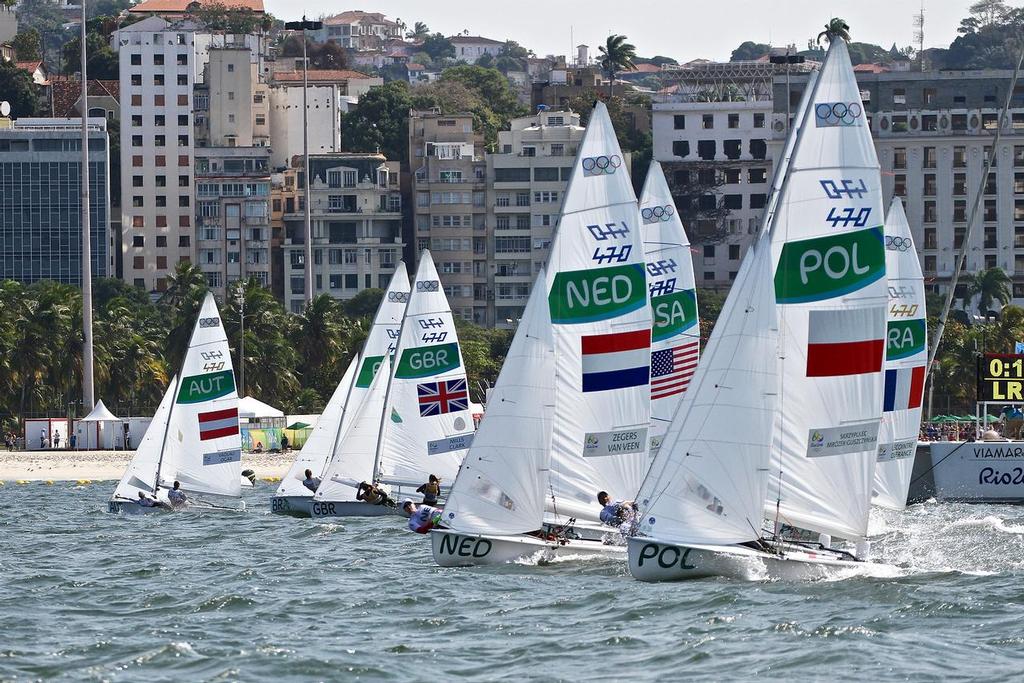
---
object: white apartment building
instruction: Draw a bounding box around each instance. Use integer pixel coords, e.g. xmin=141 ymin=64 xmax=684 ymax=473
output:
xmin=316 ymin=11 xmax=401 ymax=50
xmin=449 ymin=36 xmax=504 ymax=62
xmin=278 ymin=154 xmax=403 ymax=313
xmin=266 ymin=81 xmax=342 ymax=169
xmin=487 ymin=109 xmax=584 ymax=326
xmin=115 ymin=16 xmax=201 ymax=292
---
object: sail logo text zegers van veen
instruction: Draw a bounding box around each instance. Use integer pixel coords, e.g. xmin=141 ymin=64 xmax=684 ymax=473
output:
xmin=549 ymin=263 xmax=646 ymax=324
xmin=774 ymin=226 xmax=884 ymax=303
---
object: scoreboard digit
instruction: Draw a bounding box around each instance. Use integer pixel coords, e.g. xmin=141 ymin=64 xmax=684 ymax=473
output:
xmin=978 ymin=353 xmax=1024 ymax=402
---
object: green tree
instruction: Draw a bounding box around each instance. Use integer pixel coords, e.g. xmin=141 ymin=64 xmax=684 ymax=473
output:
xmin=11 ymin=29 xmax=42 ymax=61
xmin=343 ymin=288 xmax=385 ymax=318
xmin=341 ymin=80 xmax=413 ymax=161
xmin=61 ymin=32 xmax=120 ymax=79
xmin=222 ymin=279 xmax=299 ymax=403
xmin=279 ymin=36 xmax=350 ymax=70
xmin=730 ymin=41 xmax=771 ymax=61
xmin=598 ymin=34 xmax=637 ymax=98
xmin=0 ymin=60 xmax=43 ymax=117
xmin=436 ymin=65 xmax=526 ymax=147
xmin=963 ymin=267 xmax=1012 ymax=315
xmin=817 ymin=17 xmax=852 ymax=44
xmin=494 ymin=40 xmax=529 ymax=73
xmin=421 ymin=33 xmax=455 ymax=62
xmin=406 ymin=21 xmax=429 ymax=40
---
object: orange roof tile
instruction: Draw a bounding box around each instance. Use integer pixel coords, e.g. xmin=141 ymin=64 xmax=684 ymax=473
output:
xmin=130 ymin=0 xmax=264 ymax=13
xmin=273 ymin=69 xmax=372 ymax=82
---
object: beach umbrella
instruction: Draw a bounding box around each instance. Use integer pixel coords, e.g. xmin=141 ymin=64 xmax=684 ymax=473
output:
xmin=287 ymin=421 xmax=311 ymax=430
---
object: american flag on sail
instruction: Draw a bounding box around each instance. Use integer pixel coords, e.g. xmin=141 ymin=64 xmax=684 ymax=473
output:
xmin=650 ymin=340 xmax=699 ymax=400
xmin=417 ymin=378 xmax=469 ymax=417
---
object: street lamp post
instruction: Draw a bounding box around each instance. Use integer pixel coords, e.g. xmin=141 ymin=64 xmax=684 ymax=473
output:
xmin=769 ymin=51 xmax=806 ymax=133
xmin=284 ymin=17 xmax=323 ymax=305
xmin=234 ymin=283 xmax=245 ymax=397
xmin=80 ymin=0 xmax=95 ymax=412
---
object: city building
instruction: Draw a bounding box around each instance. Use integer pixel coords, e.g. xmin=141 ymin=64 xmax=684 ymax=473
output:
xmin=277 ymin=153 xmax=403 ymax=313
xmin=0 ymin=117 xmax=111 ymax=284
xmin=776 ymin=68 xmax=1024 ymax=306
xmin=193 ymin=45 xmax=272 ymax=293
xmin=408 ymin=109 xmax=488 ymax=323
xmin=487 ymin=109 xmax=584 ymax=326
xmin=50 ymin=79 xmax=120 ymax=120
xmin=651 ymin=59 xmax=809 ymax=287
xmin=316 ymin=11 xmax=402 ymax=50
xmin=114 ymin=16 xmax=201 ymax=293
xmin=266 ymin=77 xmax=342 ymax=170
xmin=0 ymin=7 xmax=17 ymax=45
xmin=449 ymin=35 xmax=504 ymax=62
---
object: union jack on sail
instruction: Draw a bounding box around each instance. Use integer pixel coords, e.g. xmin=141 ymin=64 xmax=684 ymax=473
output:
xmin=417 ymin=378 xmax=469 ymax=417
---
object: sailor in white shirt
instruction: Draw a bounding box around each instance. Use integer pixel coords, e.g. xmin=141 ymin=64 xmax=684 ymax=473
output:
xmin=302 ymin=469 xmax=322 ymax=493
xmin=167 ymin=480 xmax=187 ymax=508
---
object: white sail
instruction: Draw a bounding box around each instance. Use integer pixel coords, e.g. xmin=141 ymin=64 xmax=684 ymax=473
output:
xmin=111 ymin=374 xmax=178 ymax=501
xmin=376 ymin=250 xmax=475 ymax=485
xmin=441 ymin=272 xmax=555 ymax=534
xmin=545 ymin=101 xmax=653 ymax=521
xmin=767 ymin=39 xmax=888 ymax=541
xmin=640 ymin=162 xmax=699 ymax=447
xmin=314 ymin=353 xmax=391 ymax=501
xmin=874 ymin=197 xmax=926 ymax=510
xmin=275 ymin=262 xmax=409 ymax=499
xmin=637 ymin=231 xmax=778 ymax=545
xmin=274 ymin=354 xmax=359 ymax=497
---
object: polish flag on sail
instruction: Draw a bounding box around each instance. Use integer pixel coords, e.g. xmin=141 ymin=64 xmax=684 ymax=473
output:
xmin=883 ymin=366 xmax=925 ymax=412
xmin=581 ymin=329 xmax=650 ymax=393
xmin=805 ymin=308 xmax=884 ymax=377
xmin=198 ymin=407 xmax=239 ymax=441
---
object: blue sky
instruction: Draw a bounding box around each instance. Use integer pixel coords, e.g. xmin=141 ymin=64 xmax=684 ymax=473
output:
xmin=264 ymin=0 xmax=972 ymax=63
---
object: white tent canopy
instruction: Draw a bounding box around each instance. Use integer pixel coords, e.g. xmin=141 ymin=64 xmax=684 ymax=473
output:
xmin=80 ymin=399 xmax=121 ymax=422
xmin=238 ymin=396 xmax=285 ymax=419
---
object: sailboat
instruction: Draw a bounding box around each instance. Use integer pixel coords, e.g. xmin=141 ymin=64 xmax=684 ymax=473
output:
xmin=108 ymin=293 xmax=242 ymax=513
xmin=271 ymin=264 xmax=410 ymax=517
xmin=628 ymin=36 xmax=890 ymax=580
xmin=432 ymin=102 xmax=652 ymax=565
xmin=311 ymin=250 xmax=476 ymax=518
xmin=640 ymin=161 xmax=699 ymax=452
xmin=874 ymin=197 xmax=927 ymax=510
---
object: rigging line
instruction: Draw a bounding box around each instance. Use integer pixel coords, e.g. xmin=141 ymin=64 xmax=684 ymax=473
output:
xmin=907 ymin=440 xmax=972 ymax=489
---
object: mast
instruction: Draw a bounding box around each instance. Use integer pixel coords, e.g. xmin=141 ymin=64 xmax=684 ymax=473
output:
xmin=152 ymin=374 xmax=182 ymax=492
xmin=80 ymin=0 xmax=95 ymax=411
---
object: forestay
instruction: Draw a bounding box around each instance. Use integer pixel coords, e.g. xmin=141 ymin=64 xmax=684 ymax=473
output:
xmin=767 ymin=39 xmax=888 ymax=541
xmin=874 ymin=197 xmax=926 ymax=510
xmin=640 ymin=162 xmax=699 ymax=448
xmin=276 ymin=263 xmax=409 ymax=499
xmin=376 ymin=250 xmax=475 ymax=485
xmin=441 ymin=271 xmax=555 ymax=534
xmin=111 ymin=375 xmax=178 ymax=501
xmin=545 ymin=102 xmax=653 ymax=521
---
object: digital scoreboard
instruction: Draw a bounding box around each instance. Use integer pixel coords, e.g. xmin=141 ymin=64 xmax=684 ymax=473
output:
xmin=978 ymin=353 xmax=1024 ymax=402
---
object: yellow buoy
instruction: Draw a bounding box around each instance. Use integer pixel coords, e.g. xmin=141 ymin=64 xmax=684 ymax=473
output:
xmin=16 ymin=479 xmax=30 ymax=485
xmin=76 ymin=479 xmax=92 ymax=485
xmin=45 ymin=480 xmax=54 ymax=485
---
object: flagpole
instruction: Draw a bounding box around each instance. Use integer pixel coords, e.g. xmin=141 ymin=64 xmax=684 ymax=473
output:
xmin=80 ymin=0 xmax=95 ymax=411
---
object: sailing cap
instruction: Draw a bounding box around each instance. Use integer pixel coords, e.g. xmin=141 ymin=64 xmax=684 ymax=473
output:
xmin=402 ymin=498 xmax=413 ymax=507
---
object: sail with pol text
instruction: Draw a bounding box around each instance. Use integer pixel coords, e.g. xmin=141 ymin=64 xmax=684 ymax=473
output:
xmin=874 ymin=197 xmax=926 ymax=510
xmin=640 ymin=161 xmax=699 ymax=448
xmin=544 ymin=101 xmax=653 ymax=522
xmin=767 ymin=38 xmax=888 ymax=542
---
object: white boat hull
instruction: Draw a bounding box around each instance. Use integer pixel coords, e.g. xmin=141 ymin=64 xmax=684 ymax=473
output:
xmin=107 ymin=500 xmax=169 ymax=515
xmin=431 ymin=528 xmax=626 ymax=567
xmin=309 ymin=500 xmax=398 ymax=518
xmin=270 ymin=495 xmax=313 ymax=518
xmin=628 ymin=537 xmax=888 ymax=581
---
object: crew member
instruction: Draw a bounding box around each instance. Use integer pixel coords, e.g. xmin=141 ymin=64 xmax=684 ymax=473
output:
xmin=168 ymin=480 xmax=187 ymax=508
xmin=404 ymin=499 xmax=442 ymax=534
xmin=597 ymin=491 xmax=635 ymax=526
xmin=416 ymin=474 xmax=441 ymax=506
xmin=357 ymin=481 xmax=394 ymax=507
xmin=302 ymin=468 xmax=321 ymax=493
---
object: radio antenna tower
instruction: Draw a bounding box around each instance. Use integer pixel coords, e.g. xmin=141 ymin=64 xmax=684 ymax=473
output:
xmin=913 ymin=2 xmax=925 ymax=69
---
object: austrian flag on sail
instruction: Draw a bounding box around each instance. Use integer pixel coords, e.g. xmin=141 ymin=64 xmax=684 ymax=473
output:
xmin=581 ymin=329 xmax=650 ymax=392
xmin=805 ymin=309 xmax=884 ymax=377
xmin=198 ymin=407 xmax=239 ymax=441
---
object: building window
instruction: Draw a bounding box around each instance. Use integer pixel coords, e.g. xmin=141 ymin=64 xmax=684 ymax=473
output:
xmin=728 ymin=113 xmax=739 ymax=129
xmin=953 ymin=146 xmax=967 ymax=168
xmin=697 ymin=140 xmax=716 ymax=160
xmin=179 ymin=175 xmax=189 ymax=187
xmin=893 ymin=148 xmax=906 ymax=169
xmin=177 ymin=74 xmax=188 ymax=86
xmin=155 ymin=196 xmax=166 ymax=207
xmin=156 ymin=216 xmax=167 ymax=227
xmin=749 ymin=139 xmax=766 ymax=159
xmin=131 ymin=135 xmax=142 ymax=147
xmin=154 ymin=74 xmax=164 ymax=86
xmin=132 ymin=175 xmax=143 ymax=187
xmin=155 ymin=135 xmax=165 ymax=147
xmin=154 ymin=95 xmax=165 ymax=106
xmin=132 ymin=235 xmax=145 ymax=247
xmin=923 ymin=174 xmax=936 ymax=196
xmin=673 ymin=114 xmax=685 ymax=129
xmin=156 ymin=235 xmax=167 ymax=247
xmin=749 ymin=194 xmax=767 ymax=209
xmin=255 ymin=115 xmax=265 ymax=126
xmin=753 ymin=113 xmax=765 ymax=128
xmin=923 ymin=147 xmax=936 ymax=168
xmin=893 ymin=88 xmax=906 ymax=105
xmin=702 ymin=114 xmax=714 ymax=129
xmin=723 ymin=194 xmax=742 ymax=209
xmin=672 ymin=140 xmax=689 ymax=158
xmin=130 ymin=53 xmax=141 ymax=65
xmin=131 ymin=74 xmax=142 ymax=86
xmin=177 ymin=53 xmax=188 ymax=65
xmin=748 ymin=168 xmax=767 ymax=183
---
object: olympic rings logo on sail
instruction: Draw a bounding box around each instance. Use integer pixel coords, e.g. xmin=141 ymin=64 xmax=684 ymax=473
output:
xmin=641 ymin=204 xmax=675 ymax=224
xmin=387 ymin=291 xmax=409 ymax=302
xmin=814 ymin=101 xmax=863 ymax=128
xmin=885 ymin=235 xmax=911 ymax=252
xmin=416 ymin=280 xmax=440 ymax=292
xmin=198 ymin=317 xmax=220 ymax=328
xmin=582 ymin=154 xmax=622 ymax=177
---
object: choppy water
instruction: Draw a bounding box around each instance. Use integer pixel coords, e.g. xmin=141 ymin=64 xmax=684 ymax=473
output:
xmin=2 ymin=483 xmax=1024 ymax=681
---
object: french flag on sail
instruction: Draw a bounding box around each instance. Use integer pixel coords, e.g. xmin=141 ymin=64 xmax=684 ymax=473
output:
xmin=581 ymin=329 xmax=650 ymax=393
xmin=198 ymin=407 xmax=239 ymax=441
xmin=883 ymin=366 xmax=925 ymax=412
xmin=806 ymin=308 xmax=884 ymax=377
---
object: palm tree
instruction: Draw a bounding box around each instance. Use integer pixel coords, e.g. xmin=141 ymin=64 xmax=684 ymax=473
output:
xmin=406 ymin=21 xmax=429 ymax=40
xmin=817 ymin=17 xmax=851 ymax=45
xmin=598 ymin=34 xmax=637 ymax=99
xmin=964 ymin=267 xmax=1012 ymax=316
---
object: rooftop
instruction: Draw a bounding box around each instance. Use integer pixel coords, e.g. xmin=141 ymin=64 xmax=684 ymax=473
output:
xmin=50 ymin=79 xmax=121 ymax=117
xmin=448 ymin=35 xmax=504 ymax=45
xmin=130 ymin=0 xmax=264 ymax=14
xmin=272 ymin=69 xmax=372 ymax=82
xmin=323 ymin=10 xmax=397 ymax=26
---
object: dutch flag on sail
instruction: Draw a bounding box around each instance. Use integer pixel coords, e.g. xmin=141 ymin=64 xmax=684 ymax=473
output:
xmin=581 ymin=329 xmax=650 ymax=393
xmin=198 ymin=407 xmax=239 ymax=441
xmin=883 ymin=366 xmax=925 ymax=412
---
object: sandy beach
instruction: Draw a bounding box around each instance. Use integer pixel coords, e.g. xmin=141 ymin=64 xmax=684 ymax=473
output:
xmin=0 ymin=449 xmax=294 ymax=482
